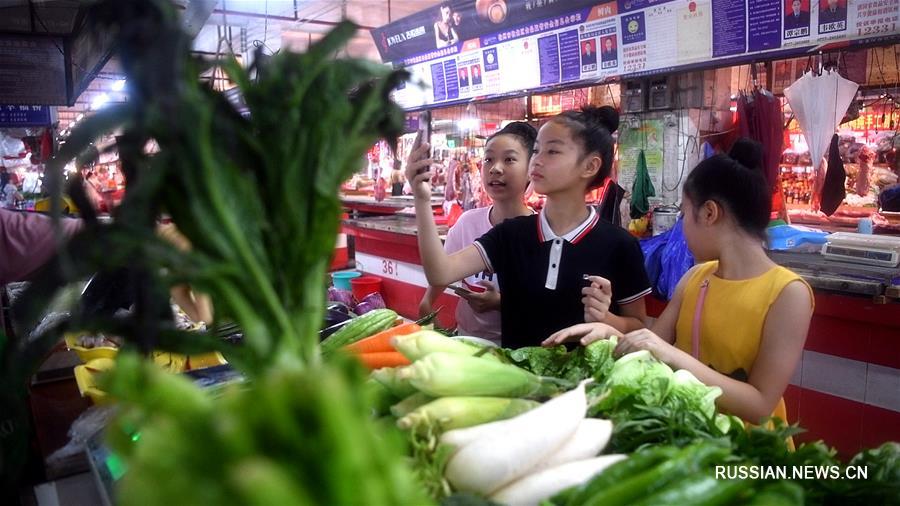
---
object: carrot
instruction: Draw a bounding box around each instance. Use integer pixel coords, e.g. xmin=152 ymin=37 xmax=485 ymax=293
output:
xmin=357 ymin=352 xmax=411 ymax=370
xmin=344 ymin=322 xmax=422 ymax=354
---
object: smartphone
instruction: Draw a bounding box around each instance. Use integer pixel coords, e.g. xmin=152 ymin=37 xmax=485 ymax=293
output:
xmin=415 ymin=111 xmax=432 ymax=174
xmin=449 ymin=283 xmax=473 ymax=296
xmin=411 ymin=128 xmax=424 ymax=151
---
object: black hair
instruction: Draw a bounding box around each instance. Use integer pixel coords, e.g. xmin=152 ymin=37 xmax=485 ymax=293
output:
xmin=0 ymin=171 xmax=8 ymax=188
xmin=486 ymin=121 xmax=537 ymax=157
xmin=682 ymin=142 xmax=771 ymax=240
xmin=554 ymin=105 xmax=620 ymax=189
xmin=728 ymin=138 xmax=764 ymax=173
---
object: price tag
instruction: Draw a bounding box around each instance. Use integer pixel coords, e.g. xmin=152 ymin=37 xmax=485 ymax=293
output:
xmin=382 ymin=259 xmax=401 ymax=278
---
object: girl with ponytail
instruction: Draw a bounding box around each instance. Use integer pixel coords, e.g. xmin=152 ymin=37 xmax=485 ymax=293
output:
xmin=407 ymin=107 xmax=651 ymax=348
xmin=418 ymin=121 xmax=537 ymax=345
xmin=555 ymin=138 xmax=814 ymax=427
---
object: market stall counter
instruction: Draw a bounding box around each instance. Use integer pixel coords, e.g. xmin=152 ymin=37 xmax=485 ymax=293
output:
xmin=341 ymin=215 xmax=460 ymax=330
xmin=647 ymin=250 xmax=900 ymax=458
xmin=340 ymin=194 xmax=444 ymax=217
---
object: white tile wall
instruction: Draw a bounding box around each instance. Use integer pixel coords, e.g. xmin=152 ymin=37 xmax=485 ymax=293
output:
xmin=800 ymin=350 xmax=867 ymax=403
xmin=865 ymin=364 xmax=900 ymax=413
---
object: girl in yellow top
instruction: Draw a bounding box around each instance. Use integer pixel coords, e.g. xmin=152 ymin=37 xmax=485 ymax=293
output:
xmin=547 ymin=140 xmax=814 ymax=425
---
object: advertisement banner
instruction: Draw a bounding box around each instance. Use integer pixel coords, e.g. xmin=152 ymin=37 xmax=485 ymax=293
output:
xmin=371 ymin=0 xmax=599 ymax=64
xmin=387 ymin=0 xmax=900 ymax=110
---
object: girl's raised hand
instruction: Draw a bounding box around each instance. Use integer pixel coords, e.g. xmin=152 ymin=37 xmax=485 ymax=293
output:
xmin=582 ymin=275 xmax=612 ymax=323
xmin=615 ymin=329 xmax=677 ymax=363
xmin=542 ymin=322 xmax=623 ymax=347
xmin=405 ymin=134 xmax=434 ymax=199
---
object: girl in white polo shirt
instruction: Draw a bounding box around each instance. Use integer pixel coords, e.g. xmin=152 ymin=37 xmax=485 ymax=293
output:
xmin=418 ymin=122 xmax=537 ymax=345
xmin=407 ymin=106 xmax=651 ymax=348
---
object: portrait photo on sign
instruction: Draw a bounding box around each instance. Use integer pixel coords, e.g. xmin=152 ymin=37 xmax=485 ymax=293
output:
xmin=471 ymin=64 xmax=483 ymax=85
xmin=818 ymin=0 xmax=847 ymax=33
xmin=601 ymin=35 xmax=617 ymax=62
xmin=783 ymin=0 xmax=810 ymax=38
xmin=580 ymin=38 xmax=597 ymax=67
xmin=458 ymin=66 xmax=470 ymax=88
xmin=434 ymin=2 xmax=460 ymax=48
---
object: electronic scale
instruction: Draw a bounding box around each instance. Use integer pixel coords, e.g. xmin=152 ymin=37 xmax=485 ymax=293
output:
xmin=820 ymin=232 xmax=900 ymax=268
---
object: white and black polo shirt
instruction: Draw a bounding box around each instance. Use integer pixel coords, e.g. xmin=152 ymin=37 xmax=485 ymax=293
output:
xmin=473 ymin=208 xmax=652 ymax=349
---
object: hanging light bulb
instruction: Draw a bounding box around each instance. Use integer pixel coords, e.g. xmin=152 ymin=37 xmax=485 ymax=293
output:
xmin=91 ymin=93 xmax=110 ymax=110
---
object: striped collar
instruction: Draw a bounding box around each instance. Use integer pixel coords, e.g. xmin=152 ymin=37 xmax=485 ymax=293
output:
xmin=537 ymin=206 xmax=599 ymax=245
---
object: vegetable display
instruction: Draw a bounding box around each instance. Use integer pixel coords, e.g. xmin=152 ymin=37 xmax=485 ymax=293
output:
xmin=2 ymin=0 xmax=895 ymax=503
xmin=320 ymin=308 xmax=398 ymax=353
xmin=6 ymin=0 xmax=426 ymax=503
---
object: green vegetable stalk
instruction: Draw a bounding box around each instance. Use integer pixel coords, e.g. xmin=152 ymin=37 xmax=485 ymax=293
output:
xmin=7 ymin=0 xmax=430 ymax=504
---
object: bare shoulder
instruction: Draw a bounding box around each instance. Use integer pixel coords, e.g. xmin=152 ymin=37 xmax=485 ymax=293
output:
xmin=774 ymin=278 xmax=814 ymax=310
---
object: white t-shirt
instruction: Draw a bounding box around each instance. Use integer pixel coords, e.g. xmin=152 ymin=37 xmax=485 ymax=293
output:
xmin=444 ymin=206 xmax=502 ymax=344
xmin=1 ymin=183 xmax=19 ymax=208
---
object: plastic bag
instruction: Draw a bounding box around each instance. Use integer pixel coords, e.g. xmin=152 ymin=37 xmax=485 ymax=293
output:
xmin=639 ymin=218 xmax=695 ymax=301
xmin=639 ymin=229 xmax=668 ymax=288
xmin=658 ymin=220 xmax=695 ymax=300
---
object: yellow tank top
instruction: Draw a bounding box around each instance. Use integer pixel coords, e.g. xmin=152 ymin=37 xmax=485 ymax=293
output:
xmin=674 ymin=261 xmax=813 ymax=426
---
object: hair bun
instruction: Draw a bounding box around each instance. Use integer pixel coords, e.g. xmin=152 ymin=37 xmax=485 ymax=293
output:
xmin=581 ymin=105 xmax=620 ymax=134
xmin=728 ymin=138 xmax=764 ymax=173
xmin=500 ymin=121 xmax=537 ymax=144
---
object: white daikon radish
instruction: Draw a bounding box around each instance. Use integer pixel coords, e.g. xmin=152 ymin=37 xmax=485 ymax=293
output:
xmin=535 ymin=418 xmax=613 ymax=470
xmin=439 ymin=418 xmax=508 ymax=451
xmin=444 ymin=380 xmax=588 ymax=495
xmin=489 ymin=454 xmax=627 ymax=506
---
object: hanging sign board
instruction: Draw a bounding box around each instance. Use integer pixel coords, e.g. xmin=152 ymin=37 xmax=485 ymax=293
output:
xmin=377 ymin=0 xmax=900 ymax=110
xmin=0 ymin=105 xmax=52 ymax=128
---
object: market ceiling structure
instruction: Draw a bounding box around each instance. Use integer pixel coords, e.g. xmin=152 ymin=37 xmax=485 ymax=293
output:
xmin=0 ymin=0 xmax=443 ymax=131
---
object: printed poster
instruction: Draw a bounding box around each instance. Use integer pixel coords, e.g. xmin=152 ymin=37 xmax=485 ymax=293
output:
xmin=748 ymin=0 xmax=783 ymax=51
xmin=853 ymin=0 xmax=899 ymax=38
xmin=711 ymin=0 xmax=746 ymax=57
xmin=818 ymin=0 xmax=849 ymax=34
xmin=783 ymin=0 xmax=812 ymax=40
xmin=580 ymin=5 xmax=620 ymax=77
xmin=678 ymin=1 xmax=714 ymax=64
xmin=647 ymin=3 xmax=678 ymax=72
xmin=617 ymin=119 xmax=665 ymax=196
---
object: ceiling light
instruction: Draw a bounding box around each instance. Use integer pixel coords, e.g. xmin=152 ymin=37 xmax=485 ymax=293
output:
xmin=76 ymin=113 xmax=84 ymax=121
xmin=91 ymin=93 xmax=110 ymax=110
xmin=111 ymin=79 xmax=126 ymax=91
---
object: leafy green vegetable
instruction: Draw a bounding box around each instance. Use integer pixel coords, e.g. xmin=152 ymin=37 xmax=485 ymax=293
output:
xmin=595 ymin=350 xmax=674 ymax=413
xmin=5 ymin=1 xmax=429 ymax=504
xmin=104 ymin=353 xmax=430 ymax=506
xmin=664 ymin=369 xmax=722 ymax=419
xmin=499 ymin=338 xmax=617 ymax=383
xmin=744 ymin=481 xmax=805 ymax=506
xmin=408 ymin=420 xmax=456 ymax=500
xmin=605 ymin=404 xmax=732 ymax=453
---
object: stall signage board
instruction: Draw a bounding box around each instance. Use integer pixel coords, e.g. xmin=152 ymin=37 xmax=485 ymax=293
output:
xmin=0 ymin=105 xmax=52 ymax=128
xmin=0 ymin=35 xmax=67 ymax=105
xmin=381 ymin=0 xmax=900 ymax=110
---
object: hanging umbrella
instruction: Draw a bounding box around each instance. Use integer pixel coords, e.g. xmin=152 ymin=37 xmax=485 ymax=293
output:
xmin=630 ymin=149 xmax=655 ymax=219
xmin=784 ymin=70 xmax=859 ymax=171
